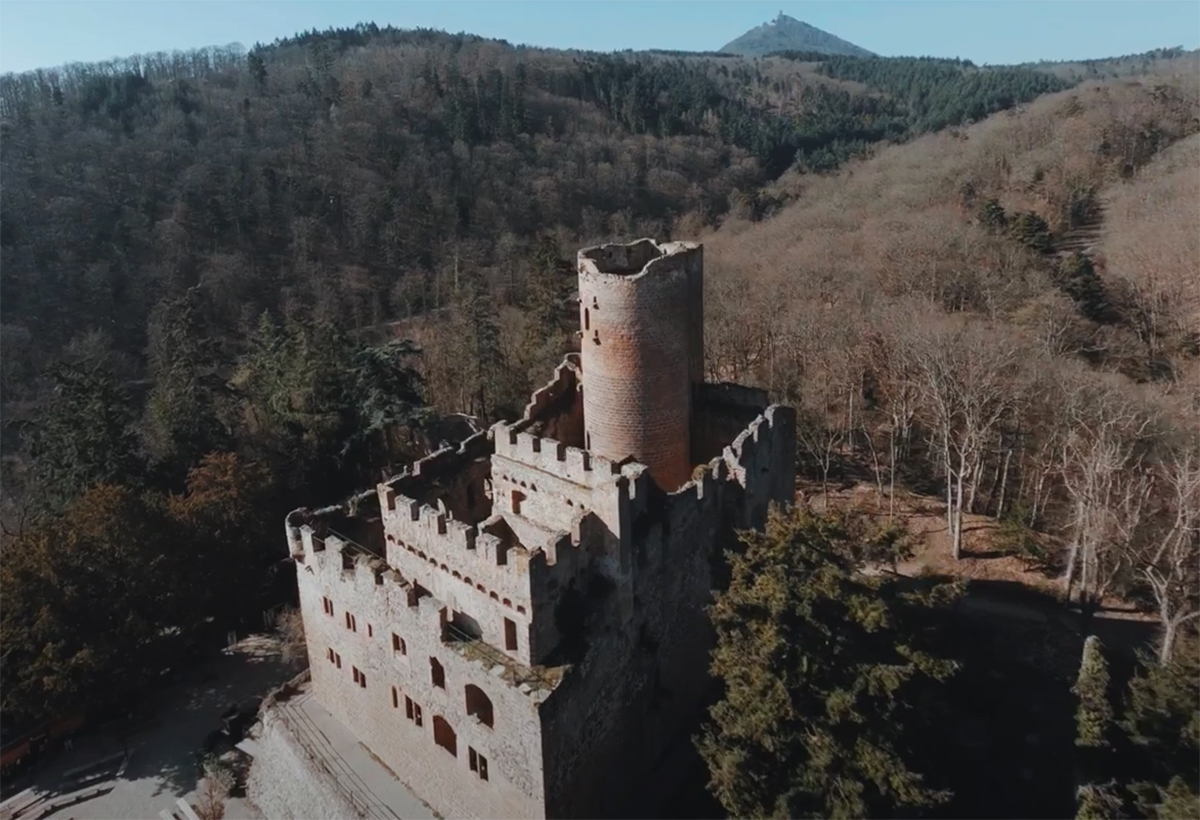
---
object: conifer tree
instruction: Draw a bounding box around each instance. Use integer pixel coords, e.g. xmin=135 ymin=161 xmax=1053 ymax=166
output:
xmin=698 ymin=506 xmax=961 ymax=819
xmin=1074 ymin=635 xmax=1114 ymax=749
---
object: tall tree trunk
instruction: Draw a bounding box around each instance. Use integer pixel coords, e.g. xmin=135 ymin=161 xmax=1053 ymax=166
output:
xmin=888 ymin=426 xmax=897 ymax=522
xmin=1063 ymin=537 xmax=1080 ymax=604
xmin=996 ymin=448 xmax=1012 ymax=520
xmin=943 ymin=428 xmax=954 ymax=535
xmin=953 ymin=448 xmax=968 ymax=559
xmin=1160 ymin=610 xmax=1177 ymax=664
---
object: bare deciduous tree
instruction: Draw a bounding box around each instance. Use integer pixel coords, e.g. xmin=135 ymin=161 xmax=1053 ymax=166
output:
xmin=277 ymin=605 xmax=308 ymax=665
xmin=911 ymin=321 xmax=1022 ymax=558
xmin=1137 ymin=448 xmax=1200 ymax=662
xmin=1059 ymin=385 xmax=1160 ymax=610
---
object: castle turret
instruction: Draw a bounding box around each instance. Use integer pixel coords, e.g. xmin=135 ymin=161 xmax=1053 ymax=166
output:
xmin=576 ymin=239 xmax=704 ymax=490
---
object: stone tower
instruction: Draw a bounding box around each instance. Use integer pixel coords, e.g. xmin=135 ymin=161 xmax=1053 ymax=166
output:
xmin=576 ymin=239 xmax=704 ymax=490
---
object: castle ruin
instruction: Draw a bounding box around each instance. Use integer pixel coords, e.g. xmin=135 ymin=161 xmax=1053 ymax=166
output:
xmin=281 ymin=239 xmax=795 ymax=818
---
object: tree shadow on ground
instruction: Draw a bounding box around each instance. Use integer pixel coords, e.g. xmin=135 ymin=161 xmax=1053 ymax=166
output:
xmin=921 ymin=578 xmax=1157 ymax=820
xmin=15 ymin=637 xmax=301 ymax=815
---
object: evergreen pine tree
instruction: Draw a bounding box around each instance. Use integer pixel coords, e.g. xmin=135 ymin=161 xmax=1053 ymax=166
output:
xmin=698 ymin=506 xmax=961 ymax=819
xmin=1074 ymin=635 xmax=1114 ymax=749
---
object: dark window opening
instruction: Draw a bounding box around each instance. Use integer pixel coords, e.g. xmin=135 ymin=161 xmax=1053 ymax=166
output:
xmin=430 ymin=657 xmax=445 ymax=689
xmin=511 ymin=490 xmax=526 ymax=516
xmin=392 ymin=686 xmax=399 ymax=709
xmin=465 ymin=685 xmax=494 ymax=728
xmin=432 ymin=716 xmax=457 ymax=757
xmin=470 ymin=747 xmax=489 ymax=781
xmin=504 ymin=618 xmax=518 ymax=652
xmin=450 ymin=610 xmax=482 ymax=641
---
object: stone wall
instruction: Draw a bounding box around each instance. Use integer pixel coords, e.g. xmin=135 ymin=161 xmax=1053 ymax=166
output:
xmin=245 ymin=710 xmax=363 ymax=820
xmin=537 ymin=401 xmax=795 ymax=819
xmin=293 ymin=527 xmax=550 ymax=820
xmin=578 ymin=240 xmax=702 ymax=490
xmin=692 ymin=382 xmax=771 ymax=465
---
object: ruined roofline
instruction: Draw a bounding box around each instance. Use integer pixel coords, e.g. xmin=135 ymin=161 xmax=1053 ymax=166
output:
xmin=491 ymin=353 xmax=630 ymax=489
xmin=577 ymin=238 xmax=701 ymax=279
xmin=508 ymin=354 xmax=581 ymax=434
xmin=379 ymin=428 xmax=493 ymax=496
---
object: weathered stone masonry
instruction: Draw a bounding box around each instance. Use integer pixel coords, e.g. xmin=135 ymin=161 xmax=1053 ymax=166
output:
xmin=278 ymin=239 xmax=795 ymax=819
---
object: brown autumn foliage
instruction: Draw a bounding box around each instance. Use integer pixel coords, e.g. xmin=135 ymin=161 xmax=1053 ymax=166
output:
xmin=700 ymin=70 xmax=1200 ymax=659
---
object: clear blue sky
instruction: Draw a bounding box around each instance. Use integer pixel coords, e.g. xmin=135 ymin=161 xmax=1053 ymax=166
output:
xmin=1 ymin=1 xmax=1197 ymax=74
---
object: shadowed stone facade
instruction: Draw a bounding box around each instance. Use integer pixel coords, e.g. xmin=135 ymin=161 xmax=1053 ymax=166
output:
xmin=280 ymin=239 xmax=795 ymax=819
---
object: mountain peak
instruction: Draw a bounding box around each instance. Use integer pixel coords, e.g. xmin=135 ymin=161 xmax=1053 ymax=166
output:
xmin=721 ymin=14 xmax=875 ymax=58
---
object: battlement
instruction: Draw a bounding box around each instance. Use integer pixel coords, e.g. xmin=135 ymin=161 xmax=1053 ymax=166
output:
xmin=723 ymin=404 xmax=790 ymax=480
xmin=491 ymin=424 xmax=624 ymax=488
xmin=379 ymin=486 xmax=536 ymax=593
xmin=381 ymin=428 xmax=493 ymax=499
xmin=298 ymin=532 xmax=564 ymax=699
xmin=538 ymin=510 xmax=605 ymax=568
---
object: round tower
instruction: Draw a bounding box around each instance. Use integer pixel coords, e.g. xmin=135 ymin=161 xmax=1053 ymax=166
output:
xmin=577 ymin=239 xmax=704 ymax=490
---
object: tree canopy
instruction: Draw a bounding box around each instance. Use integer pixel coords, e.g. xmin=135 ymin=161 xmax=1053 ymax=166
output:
xmin=699 ymin=506 xmax=962 ymax=818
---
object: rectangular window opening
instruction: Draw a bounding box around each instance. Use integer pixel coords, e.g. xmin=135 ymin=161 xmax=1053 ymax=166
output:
xmin=504 ymin=618 xmax=518 ymax=652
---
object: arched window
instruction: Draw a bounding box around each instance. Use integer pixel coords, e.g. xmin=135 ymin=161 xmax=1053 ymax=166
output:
xmin=465 ymin=684 xmax=494 ymax=728
xmin=432 ymin=716 xmax=457 ymax=757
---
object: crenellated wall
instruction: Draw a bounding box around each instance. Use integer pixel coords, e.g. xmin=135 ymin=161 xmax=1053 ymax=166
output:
xmin=292 ymin=522 xmax=554 ymax=820
xmin=536 ymin=399 xmax=795 ymax=819
xmin=279 ymin=235 xmax=797 ymax=820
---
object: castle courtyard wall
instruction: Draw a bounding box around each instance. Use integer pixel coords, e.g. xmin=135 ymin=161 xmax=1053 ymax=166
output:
xmin=538 ymin=402 xmax=795 ymax=818
xmin=295 ymin=534 xmax=549 ymax=820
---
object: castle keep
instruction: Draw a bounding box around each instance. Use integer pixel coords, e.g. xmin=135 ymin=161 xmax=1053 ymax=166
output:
xmin=283 ymin=239 xmax=795 ymax=819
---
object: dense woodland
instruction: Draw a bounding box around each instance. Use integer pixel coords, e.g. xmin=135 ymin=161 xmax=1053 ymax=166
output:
xmin=0 ymin=23 xmax=1197 ymax=819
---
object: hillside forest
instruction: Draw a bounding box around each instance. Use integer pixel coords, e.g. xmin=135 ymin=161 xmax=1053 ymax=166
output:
xmin=0 ymin=24 xmax=1197 ymax=819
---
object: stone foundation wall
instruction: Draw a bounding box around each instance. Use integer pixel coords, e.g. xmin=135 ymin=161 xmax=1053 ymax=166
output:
xmin=245 ymin=710 xmax=363 ymax=820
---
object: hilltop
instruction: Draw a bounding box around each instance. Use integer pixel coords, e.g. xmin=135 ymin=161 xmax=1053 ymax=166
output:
xmin=1 ymin=26 xmax=1197 ymax=815
xmin=721 ymin=13 xmax=874 ymax=58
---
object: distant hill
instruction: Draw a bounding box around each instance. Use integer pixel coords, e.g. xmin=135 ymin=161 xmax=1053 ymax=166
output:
xmin=721 ymin=13 xmax=874 ymax=58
